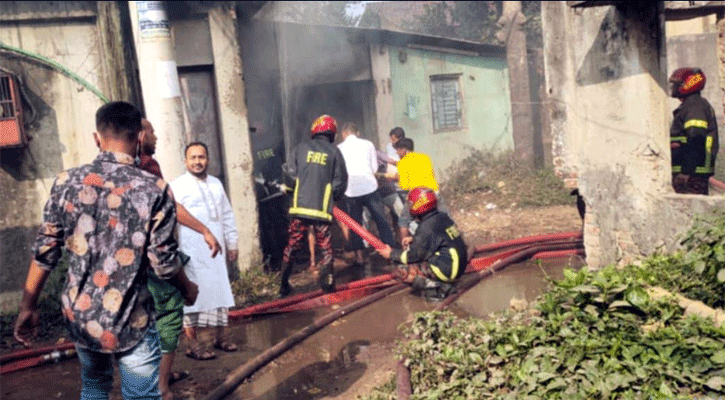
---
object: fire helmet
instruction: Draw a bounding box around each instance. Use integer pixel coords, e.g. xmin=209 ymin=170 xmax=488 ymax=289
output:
xmin=408 ymin=187 xmax=437 ymax=217
xmin=669 ymin=68 xmax=706 ymax=98
xmin=310 ymin=115 xmax=337 ymax=139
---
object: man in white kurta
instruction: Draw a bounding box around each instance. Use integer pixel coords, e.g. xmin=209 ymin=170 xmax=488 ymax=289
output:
xmin=170 ymin=142 xmax=239 ymax=359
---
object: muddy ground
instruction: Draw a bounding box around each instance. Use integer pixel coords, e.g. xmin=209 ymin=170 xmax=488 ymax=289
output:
xmin=1 ymin=204 xmax=582 ymax=400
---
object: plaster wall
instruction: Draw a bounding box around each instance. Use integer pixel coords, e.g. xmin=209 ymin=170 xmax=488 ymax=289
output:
xmin=543 ymin=3 xmax=725 ymax=268
xmin=208 ymin=6 xmax=262 ymax=271
xmin=0 ymin=8 xmax=107 ymax=310
xmin=387 ymin=46 xmax=512 ymax=178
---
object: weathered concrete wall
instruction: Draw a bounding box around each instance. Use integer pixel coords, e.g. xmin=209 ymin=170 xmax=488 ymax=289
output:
xmin=542 ymin=2 xmax=725 ymax=268
xmin=208 ymin=5 xmax=262 ymax=271
xmin=0 ymin=2 xmax=108 ymax=310
xmin=387 ymin=45 xmax=512 ymax=178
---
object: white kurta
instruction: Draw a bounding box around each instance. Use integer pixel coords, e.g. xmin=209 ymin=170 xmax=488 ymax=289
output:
xmin=170 ymin=172 xmax=238 ymax=313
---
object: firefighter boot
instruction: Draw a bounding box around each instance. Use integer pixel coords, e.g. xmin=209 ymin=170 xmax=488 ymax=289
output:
xmin=279 ymin=261 xmax=293 ymax=298
xmin=318 ymin=263 xmax=336 ymax=293
xmin=410 ymin=276 xmax=454 ymax=301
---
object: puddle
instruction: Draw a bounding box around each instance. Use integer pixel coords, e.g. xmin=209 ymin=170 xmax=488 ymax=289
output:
xmin=1 ymin=256 xmax=584 ymax=400
xmin=450 ymin=256 xmax=585 ymax=319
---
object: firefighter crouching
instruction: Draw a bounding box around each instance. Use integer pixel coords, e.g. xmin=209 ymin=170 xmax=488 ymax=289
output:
xmin=376 ymin=187 xmax=468 ymax=300
xmin=669 ymin=67 xmax=719 ymax=195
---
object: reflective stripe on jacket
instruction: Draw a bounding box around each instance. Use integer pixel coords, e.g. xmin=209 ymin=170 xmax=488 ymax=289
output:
xmin=670 ymin=93 xmax=719 ymax=176
xmin=287 ymin=136 xmax=348 ymax=222
xmin=390 ymin=210 xmax=468 ymax=282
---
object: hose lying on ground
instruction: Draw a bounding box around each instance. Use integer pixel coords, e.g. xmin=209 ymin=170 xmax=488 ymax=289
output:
xmin=202 ymin=283 xmax=408 ymax=400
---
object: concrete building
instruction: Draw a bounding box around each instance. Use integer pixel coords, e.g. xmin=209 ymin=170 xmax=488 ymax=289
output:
xmin=543 ymin=1 xmax=725 ymax=268
xmin=0 ymin=1 xmax=261 ymax=311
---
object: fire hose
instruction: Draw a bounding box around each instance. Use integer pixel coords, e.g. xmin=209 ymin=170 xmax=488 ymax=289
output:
xmin=0 ymin=234 xmax=582 ymax=375
xmin=1 ymin=205 xmax=584 ymax=379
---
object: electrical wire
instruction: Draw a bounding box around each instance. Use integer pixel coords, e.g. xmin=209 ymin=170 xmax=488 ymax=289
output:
xmin=0 ymin=41 xmax=109 ymax=103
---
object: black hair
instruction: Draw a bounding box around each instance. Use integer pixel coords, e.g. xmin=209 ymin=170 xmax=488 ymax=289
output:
xmin=185 ymin=141 xmax=209 ymax=157
xmin=393 ymin=137 xmax=414 ymax=151
xmin=95 ymin=101 xmax=142 ymax=141
xmin=389 ymin=127 xmax=405 ymax=139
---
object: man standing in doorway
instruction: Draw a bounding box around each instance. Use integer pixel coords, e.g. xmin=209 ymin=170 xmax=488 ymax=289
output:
xmin=14 ymin=101 xmax=198 ymax=399
xmin=669 ymin=67 xmax=719 ymax=195
xmin=171 ymin=142 xmax=239 ymax=360
xmin=337 ymin=122 xmax=395 ymax=273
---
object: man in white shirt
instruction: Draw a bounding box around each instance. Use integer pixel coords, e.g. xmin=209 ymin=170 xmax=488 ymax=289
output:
xmin=338 ymin=123 xmax=395 ymax=271
xmin=170 ymin=142 xmax=239 ymax=360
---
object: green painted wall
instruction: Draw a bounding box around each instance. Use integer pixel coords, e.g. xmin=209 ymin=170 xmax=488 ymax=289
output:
xmin=389 ymin=46 xmax=512 ymax=179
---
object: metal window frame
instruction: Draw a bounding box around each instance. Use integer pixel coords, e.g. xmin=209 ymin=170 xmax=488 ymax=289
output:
xmin=430 ymin=73 xmax=464 ymax=134
xmin=0 ymin=73 xmax=26 ymax=148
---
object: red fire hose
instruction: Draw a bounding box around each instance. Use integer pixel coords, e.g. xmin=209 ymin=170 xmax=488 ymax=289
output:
xmin=710 ymin=177 xmax=725 ymax=191
xmin=472 ymin=231 xmax=581 ymax=254
xmin=202 ymin=283 xmax=408 ymax=400
xmin=333 ymin=206 xmax=387 ymax=250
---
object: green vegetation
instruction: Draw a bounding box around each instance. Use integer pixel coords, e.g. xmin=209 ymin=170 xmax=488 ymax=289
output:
xmin=362 ymin=211 xmax=725 ymax=399
xmin=230 ymin=264 xmax=280 ymax=307
xmin=441 ymin=149 xmax=574 ymax=208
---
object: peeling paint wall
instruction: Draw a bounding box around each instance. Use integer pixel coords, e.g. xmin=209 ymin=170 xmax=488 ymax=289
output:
xmin=0 ymin=2 xmax=108 ymax=310
xmin=542 ymin=3 xmax=725 ymax=268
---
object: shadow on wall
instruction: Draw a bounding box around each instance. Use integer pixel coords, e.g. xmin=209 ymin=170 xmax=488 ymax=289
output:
xmin=575 ymin=4 xmax=666 ymax=92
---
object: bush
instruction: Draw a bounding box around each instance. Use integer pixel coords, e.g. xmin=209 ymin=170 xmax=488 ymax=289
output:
xmin=441 ymin=149 xmax=573 ymax=209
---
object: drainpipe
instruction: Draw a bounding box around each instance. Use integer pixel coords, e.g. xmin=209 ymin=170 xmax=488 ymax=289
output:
xmin=128 ymin=1 xmax=187 ymax=179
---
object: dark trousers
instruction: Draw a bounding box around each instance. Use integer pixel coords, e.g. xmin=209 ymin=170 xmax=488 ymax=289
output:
xmin=345 ymin=191 xmax=396 ymax=250
xmin=672 ymin=174 xmax=709 ymax=195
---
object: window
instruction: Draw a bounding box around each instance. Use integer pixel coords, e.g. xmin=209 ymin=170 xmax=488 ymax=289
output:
xmin=0 ymin=73 xmax=26 ymax=148
xmin=430 ymin=74 xmax=463 ymax=132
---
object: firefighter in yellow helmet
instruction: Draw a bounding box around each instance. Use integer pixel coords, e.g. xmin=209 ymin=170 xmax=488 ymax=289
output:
xmin=669 ymin=67 xmax=719 ymax=194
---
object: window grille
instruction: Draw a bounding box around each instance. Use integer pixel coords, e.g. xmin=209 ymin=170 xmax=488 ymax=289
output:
xmin=0 ymin=73 xmax=26 ymax=148
xmin=430 ymin=75 xmax=463 ymax=132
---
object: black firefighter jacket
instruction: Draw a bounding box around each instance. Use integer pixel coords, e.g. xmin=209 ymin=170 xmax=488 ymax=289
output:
xmin=390 ymin=210 xmax=468 ymax=282
xmin=287 ymin=135 xmax=348 ymax=222
xmin=671 ymin=93 xmax=719 ymax=177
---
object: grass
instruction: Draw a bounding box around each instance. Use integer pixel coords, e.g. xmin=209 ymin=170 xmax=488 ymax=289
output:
xmin=440 ymin=148 xmax=574 ymax=209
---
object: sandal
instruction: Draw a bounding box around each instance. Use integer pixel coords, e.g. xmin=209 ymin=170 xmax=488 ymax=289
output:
xmin=185 ymin=342 xmax=216 ymax=360
xmin=213 ymin=340 xmax=238 ymax=352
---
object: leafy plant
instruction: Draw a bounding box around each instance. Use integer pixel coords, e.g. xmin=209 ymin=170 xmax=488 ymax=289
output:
xmin=230 ymin=264 xmax=281 ymax=307
xmin=363 ymin=264 xmax=725 ymax=399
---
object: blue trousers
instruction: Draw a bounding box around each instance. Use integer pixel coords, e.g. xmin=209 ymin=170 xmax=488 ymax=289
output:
xmin=75 ymin=325 xmax=161 ymax=400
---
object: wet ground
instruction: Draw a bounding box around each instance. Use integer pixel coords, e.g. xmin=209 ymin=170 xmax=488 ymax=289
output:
xmin=1 ymin=252 xmax=584 ymax=400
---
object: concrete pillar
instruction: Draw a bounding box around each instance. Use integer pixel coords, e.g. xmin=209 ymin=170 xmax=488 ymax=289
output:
xmin=542 ymin=2 xmax=678 ymax=267
xmin=128 ymin=1 xmax=186 ymax=179
xmin=499 ymin=1 xmax=535 ymax=167
xmin=208 ymin=5 xmax=262 ymax=271
xmin=369 ymin=44 xmax=395 ymax=148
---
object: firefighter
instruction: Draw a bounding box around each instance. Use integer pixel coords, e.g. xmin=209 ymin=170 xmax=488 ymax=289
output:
xmin=279 ymin=115 xmax=348 ymax=297
xmin=376 ymin=187 xmax=468 ymax=300
xmin=669 ymin=67 xmax=719 ymax=195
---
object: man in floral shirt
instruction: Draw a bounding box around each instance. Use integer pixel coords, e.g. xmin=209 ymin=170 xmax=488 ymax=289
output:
xmin=14 ymin=101 xmax=198 ymax=400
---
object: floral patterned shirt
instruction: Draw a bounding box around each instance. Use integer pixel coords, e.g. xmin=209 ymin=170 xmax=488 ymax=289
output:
xmin=33 ymin=151 xmax=181 ymax=353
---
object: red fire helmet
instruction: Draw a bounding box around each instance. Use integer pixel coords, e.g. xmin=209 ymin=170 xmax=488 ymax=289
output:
xmin=408 ymin=187 xmax=437 ymax=217
xmin=310 ymin=115 xmax=337 ymax=138
xmin=669 ymin=67 xmax=706 ymax=97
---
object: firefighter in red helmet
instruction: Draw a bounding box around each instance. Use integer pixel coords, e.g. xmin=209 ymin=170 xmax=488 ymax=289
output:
xmin=279 ymin=115 xmax=348 ymax=297
xmin=669 ymin=67 xmax=719 ymax=194
xmin=377 ymin=187 xmax=468 ymax=299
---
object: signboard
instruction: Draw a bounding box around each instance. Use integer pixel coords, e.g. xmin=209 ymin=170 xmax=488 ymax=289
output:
xmin=137 ymin=1 xmax=170 ymax=40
